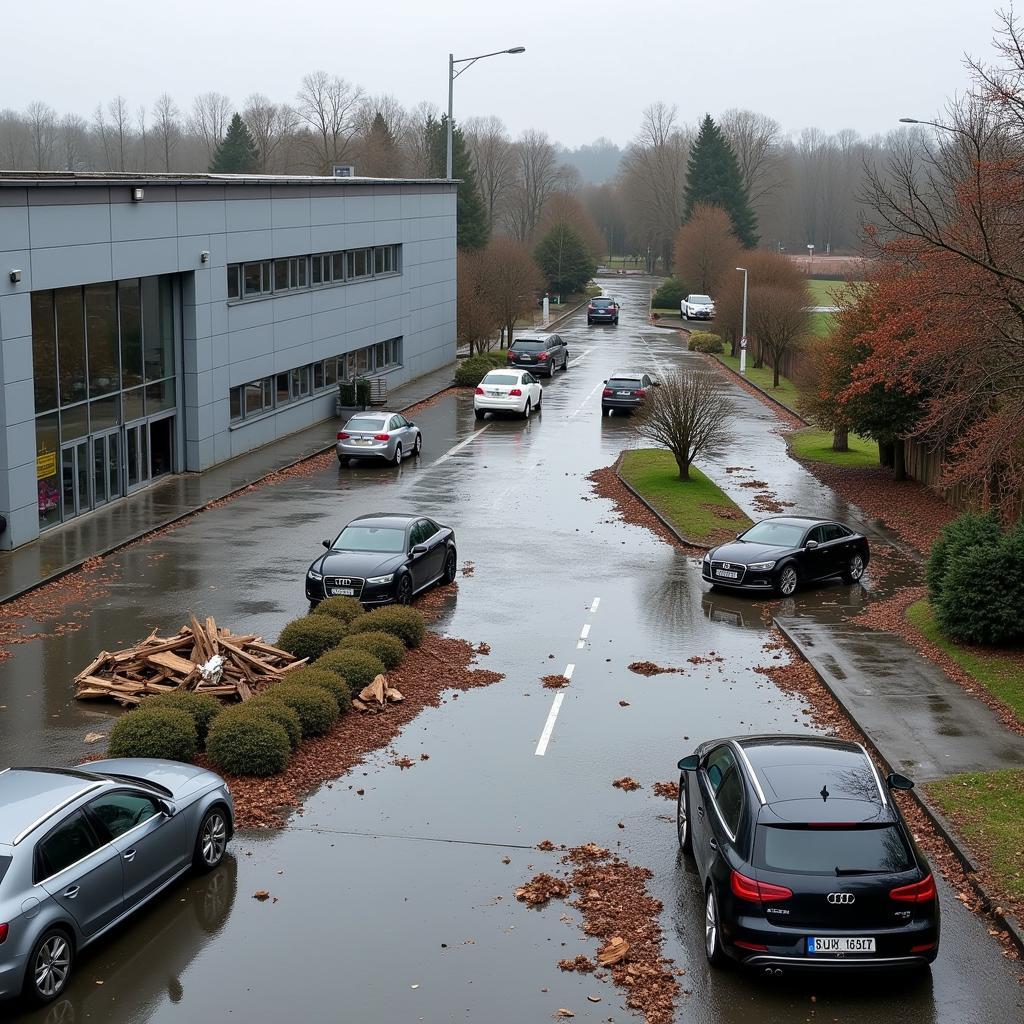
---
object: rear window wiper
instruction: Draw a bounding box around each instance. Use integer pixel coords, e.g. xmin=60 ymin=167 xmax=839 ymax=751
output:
xmin=834 ymin=867 xmax=890 ymax=876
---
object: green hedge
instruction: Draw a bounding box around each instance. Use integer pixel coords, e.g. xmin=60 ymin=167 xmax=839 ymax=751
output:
xmin=206 ymin=706 xmax=291 ymax=776
xmin=108 ymin=706 xmax=198 ymax=762
xmin=688 ymin=331 xmax=724 ymax=354
xmin=309 ymin=595 xmax=364 ymax=625
xmin=454 ymin=351 xmax=508 ymax=387
xmin=283 ymin=667 xmax=352 ymax=714
xmin=651 ymin=277 xmax=687 ymax=309
xmin=277 ymin=614 xmax=348 ymax=661
xmin=926 ymin=511 xmax=1001 ymax=605
xmin=339 ymin=379 xmax=371 ymax=408
xmin=347 ymin=606 xmax=426 ymax=648
xmin=264 ymin=683 xmax=338 ymax=738
xmin=244 ymin=695 xmax=303 ymax=751
xmin=144 ymin=692 xmax=223 ymax=749
xmin=313 ymin=648 xmax=385 ymax=691
xmin=339 ymin=630 xmax=405 ymax=670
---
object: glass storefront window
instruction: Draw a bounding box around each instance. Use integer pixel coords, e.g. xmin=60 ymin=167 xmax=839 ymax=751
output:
xmin=55 ymin=287 xmax=87 ymax=407
xmin=142 ymin=276 xmax=174 ymax=382
xmin=276 ymin=373 xmax=290 ymax=405
xmin=244 ymin=381 xmax=264 ymax=416
xmin=123 ymin=386 xmax=145 ymax=423
xmin=355 ymin=347 xmax=369 ymax=375
xmin=86 ymin=282 xmax=120 ymax=397
xmin=145 ymin=378 xmax=176 ymax=414
xmin=119 ymin=279 xmax=143 ymax=388
xmin=31 ymin=291 xmax=58 ymax=413
xmin=36 ymin=413 xmax=60 ymax=530
xmin=325 ymin=358 xmax=338 ymax=386
xmin=61 ymin=404 xmax=89 ymax=441
xmin=90 ymin=394 xmax=121 ymax=431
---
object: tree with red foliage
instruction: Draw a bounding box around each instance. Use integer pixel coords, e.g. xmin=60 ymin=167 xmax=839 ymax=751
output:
xmin=672 ymin=203 xmax=740 ymax=295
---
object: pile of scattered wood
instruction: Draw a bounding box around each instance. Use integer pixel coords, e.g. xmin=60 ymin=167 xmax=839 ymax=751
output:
xmin=352 ymin=674 xmax=404 ymax=712
xmin=74 ymin=615 xmax=308 ymax=706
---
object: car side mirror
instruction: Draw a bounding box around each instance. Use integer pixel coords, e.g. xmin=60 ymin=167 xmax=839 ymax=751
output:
xmin=159 ymin=799 xmax=177 ymax=816
xmin=603 ymin=379 xmax=608 ymax=385
xmin=411 ymin=543 xmax=428 ymax=556
xmin=322 ymin=539 xmax=331 ymax=549
xmin=677 ymin=755 xmax=700 ymax=771
xmin=805 ymin=539 xmax=819 ymax=549
xmin=887 ymin=772 xmax=915 ymax=791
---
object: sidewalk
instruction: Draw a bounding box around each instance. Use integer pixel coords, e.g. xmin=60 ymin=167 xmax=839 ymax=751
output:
xmin=0 ymin=363 xmax=456 ymax=605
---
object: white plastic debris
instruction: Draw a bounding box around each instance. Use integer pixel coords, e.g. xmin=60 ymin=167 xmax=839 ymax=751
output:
xmin=199 ymin=654 xmax=225 ymax=685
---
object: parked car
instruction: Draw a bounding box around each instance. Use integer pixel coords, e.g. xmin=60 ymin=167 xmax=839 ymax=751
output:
xmin=682 ymin=294 xmax=716 ymax=320
xmin=702 ymin=516 xmax=869 ymax=596
xmin=601 ymin=370 xmax=659 ymax=416
xmin=676 ymin=734 xmax=939 ymax=972
xmin=306 ymin=512 xmax=457 ymax=607
xmin=505 ymin=333 xmax=569 ymax=377
xmin=587 ymin=296 xmax=620 ymax=325
xmin=336 ymin=411 xmax=422 ymax=466
xmin=0 ymin=760 xmax=233 ymax=1005
xmin=474 ymin=369 xmax=543 ymax=420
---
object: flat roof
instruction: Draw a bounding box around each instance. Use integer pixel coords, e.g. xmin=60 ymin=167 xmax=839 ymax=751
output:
xmin=0 ymin=170 xmax=457 ymax=189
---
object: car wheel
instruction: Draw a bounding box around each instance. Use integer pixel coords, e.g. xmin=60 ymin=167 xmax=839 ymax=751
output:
xmin=193 ymin=805 xmax=229 ymax=872
xmin=25 ymin=928 xmax=73 ymax=1005
xmin=775 ymin=564 xmax=799 ymax=597
xmin=474 ymin=408 xmax=485 ymax=421
xmin=547 ymin=365 xmax=554 ymax=378
xmin=614 ymin=318 xmax=619 ymax=325
xmin=396 ymin=573 xmax=413 ymax=605
xmin=522 ymin=399 xmax=531 ymax=419
xmin=676 ymin=780 xmax=692 ymax=854
xmin=705 ymin=885 xmax=727 ymax=966
xmin=842 ymin=553 xmax=865 ymax=584
xmin=413 ymin=433 xmax=423 ymax=456
xmin=392 ymin=443 xmax=403 ymax=467
xmin=443 ymin=547 xmax=457 ymax=584
xmin=563 ymin=353 xmax=570 ymax=371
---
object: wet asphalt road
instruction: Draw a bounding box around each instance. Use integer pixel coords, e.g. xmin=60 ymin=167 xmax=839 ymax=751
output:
xmin=4 ymin=278 xmax=1022 ymax=1023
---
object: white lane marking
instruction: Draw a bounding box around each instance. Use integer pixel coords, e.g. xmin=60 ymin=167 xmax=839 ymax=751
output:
xmin=534 ymin=693 xmax=565 ymax=756
xmin=576 ymin=623 xmax=591 ymax=649
xmin=564 ymin=663 xmax=575 ymax=680
xmin=430 ymin=425 xmax=490 ymax=467
xmin=569 ymin=381 xmax=603 ymax=419
xmin=639 ymin=333 xmax=670 ymax=377
xmin=590 ymin=597 xmax=600 ymax=613
xmin=567 ymin=348 xmax=592 ymax=368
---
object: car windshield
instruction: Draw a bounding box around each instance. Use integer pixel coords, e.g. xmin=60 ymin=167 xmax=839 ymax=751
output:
xmin=332 ymin=526 xmax=406 ymax=553
xmin=482 ymin=373 xmax=519 ymax=386
xmin=345 ymin=416 xmax=387 ymax=432
xmin=690 ymin=295 xmax=712 ymax=304
xmin=740 ymin=521 xmax=806 ymax=546
xmin=757 ymin=824 xmax=913 ymax=875
xmin=593 ymin=299 xmax=613 ymax=307
xmin=511 ymin=340 xmax=544 ymax=352
xmin=607 ymin=377 xmax=641 ymax=388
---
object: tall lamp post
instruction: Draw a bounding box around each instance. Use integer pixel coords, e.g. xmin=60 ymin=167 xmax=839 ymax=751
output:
xmin=806 ymin=243 xmax=815 ymax=275
xmin=447 ymin=46 xmax=525 ymax=179
xmin=736 ymin=267 xmax=749 ymax=375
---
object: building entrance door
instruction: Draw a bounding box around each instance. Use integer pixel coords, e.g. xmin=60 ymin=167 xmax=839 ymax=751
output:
xmin=125 ymin=422 xmax=150 ymax=491
xmin=60 ymin=440 xmax=91 ymax=520
xmin=91 ymin=431 xmax=122 ymax=506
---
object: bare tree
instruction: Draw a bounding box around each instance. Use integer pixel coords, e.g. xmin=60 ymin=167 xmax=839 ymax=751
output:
xmin=634 ymin=370 xmax=734 ymax=480
xmin=403 ymin=100 xmax=440 ymax=176
xmin=463 ymin=115 xmax=516 ymax=232
xmin=25 ymin=101 xmax=58 ymax=170
xmin=479 ymin=237 xmax=544 ymax=346
xmin=243 ymin=93 xmax=297 ymax=172
xmin=295 ymin=71 xmax=363 ymax=173
xmin=673 ymin=203 xmax=741 ymax=293
xmin=107 ymin=96 xmax=132 ymax=171
xmin=457 ymin=250 xmax=499 ymax=355
xmin=92 ymin=104 xmax=114 ymax=170
xmin=720 ymin=108 xmax=784 ymax=208
xmin=189 ymin=91 xmax=233 ymax=162
xmin=58 ymin=114 xmax=88 ymax=170
xmin=136 ymin=105 xmax=149 ymax=169
xmin=747 ymin=284 xmax=811 ymax=387
xmin=504 ymin=129 xmax=565 ymax=241
xmin=152 ymin=93 xmax=180 ymax=171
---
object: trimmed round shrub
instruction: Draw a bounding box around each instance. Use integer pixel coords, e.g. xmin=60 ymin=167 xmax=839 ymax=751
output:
xmin=309 ymin=595 xmax=364 ymax=625
xmin=277 ymin=614 xmax=347 ymax=661
xmin=145 ymin=692 xmax=223 ymax=748
xmin=314 ymin=648 xmax=386 ymax=691
xmin=347 ymin=606 xmax=426 ymax=648
xmin=926 ymin=510 xmax=1001 ymax=605
xmin=108 ymin=706 xmax=198 ymax=763
xmin=454 ymin=351 xmax=508 ymax=387
xmin=283 ymin=667 xmax=352 ymax=714
xmin=688 ymin=331 xmax=724 ymax=354
xmin=206 ymin=707 xmax=290 ymax=777
xmin=244 ymin=696 xmax=303 ymax=751
xmin=651 ymin=277 xmax=687 ymax=309
xmin=264 ymin=683 xmax=338 ymax=738
xmin=339 ymin=630 xmax=405 ymax=670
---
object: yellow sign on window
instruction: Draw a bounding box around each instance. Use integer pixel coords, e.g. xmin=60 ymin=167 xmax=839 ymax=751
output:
xmin=36 ymin=451 xmax=57 ymax=479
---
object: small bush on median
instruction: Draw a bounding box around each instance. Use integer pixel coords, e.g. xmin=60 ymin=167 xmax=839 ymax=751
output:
xmin=314 ymin=648 xmax=386 ymax=691
xmin=454 ymin=351 xmax=507 ymax=387
xmin=347 ymin=606 xmax=426 ymax=648
xmin=926 ymin=510 xmax=1002 ymax=605
xmin=145 ymin=692 xmax=223 ymax=749
xmin=651 ymin=277 xmax=687 ymax=309
xmin=108 ymin=706 xmax=198 ymax=763
xmin=277 ymin=615 xmax=348 ymax=661
xmin=688 ymin=331 xmax=724 ymax=354
xmin=206 ymin=707 xmax=291 ymax=776
xmin=339 ymin=630 xmax=405 ymax=670
xmin=283 ymin=667 xmax=352 ymax=714
xmin=264 ymin=683 xmax=338 ymax=738
xmin=309 ymin=596 xmax=364 ymax=625
xmin=244 ymin=696 xmax=303 ymax=751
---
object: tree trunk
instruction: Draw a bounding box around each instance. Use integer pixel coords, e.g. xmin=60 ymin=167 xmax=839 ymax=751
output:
xmin=831 ymin=426 xmax=849 ymax=452
xmin=878 ymin=441 xmax=894 ymax=468
xmin=773 ymin=358 xmax=781 ymax=388
xmin=893 ymin=441 xmax=906 ymax=481
xmin=677 ymin=457 xmax=691 ymax=481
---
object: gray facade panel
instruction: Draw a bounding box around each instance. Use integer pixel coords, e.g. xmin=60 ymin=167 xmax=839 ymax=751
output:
xmin=0 ymin=206 xmax=30 ymax=249
xmin=31 ymin=242 xmax=113 ymax=289
xmin=110 ymin=237 xmax=180 ymax=279
xmin=110 ymin=200 xmax=179 ymax=242
xmin=29 ymin=203 xmax=112 ymax=246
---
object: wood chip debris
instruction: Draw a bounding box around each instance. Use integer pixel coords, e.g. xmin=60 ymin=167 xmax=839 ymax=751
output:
xmin=74 ymin=615 xmax=307 ymax=706
xmin=355 ymin=673 xmax=404 ymax=710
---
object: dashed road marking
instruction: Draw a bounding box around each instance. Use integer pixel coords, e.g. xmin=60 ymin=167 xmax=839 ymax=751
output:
xmin=576 ymin=623 xmax=591 ymax=649
xmin=590 ymin=597 xmax=600 ymax=613
xmin=567 ymin=348 xmax=592 ymax=368
xmin=534 ymin=693 xmax=565 ymax=756
xmin=430 ymin=425 xmax=490 ymax=467
xmin=564 ymin=663 xmax=575 ymax=680
xmin=569 ymin=382 xmax=603 ymax=419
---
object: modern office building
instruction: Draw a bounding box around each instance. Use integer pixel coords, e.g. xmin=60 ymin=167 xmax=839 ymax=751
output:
xmin=0 ymin=172 xmax=457 ymax=550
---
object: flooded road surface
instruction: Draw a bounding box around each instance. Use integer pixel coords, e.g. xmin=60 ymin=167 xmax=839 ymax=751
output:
xmin=6 ymin=278 xmax=1022 ymax=1023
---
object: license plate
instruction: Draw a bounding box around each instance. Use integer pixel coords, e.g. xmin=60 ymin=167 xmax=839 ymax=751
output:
xmin=487 ymin=390 xmax=501 ymax=397
xmin=330 ymin=587 xmax=356 ymax=596
xmin=353 ymin=439 xmax=372 ymax=445
xmin=808 ymin=937 xmax=876 ymax=954
xmin=715 ymin=570 xmax=739 ymax=579
xmin=520 ymin=357 xmax=532 ymax=362
xmin=617 ymin=390 xmax=632 ymax=396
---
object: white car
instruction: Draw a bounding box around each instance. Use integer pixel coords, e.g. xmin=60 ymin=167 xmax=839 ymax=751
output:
xmin=681 ymin=293 xmax=715 ymax=320
xmin=473 ymin=369 xmax=543 ymax=420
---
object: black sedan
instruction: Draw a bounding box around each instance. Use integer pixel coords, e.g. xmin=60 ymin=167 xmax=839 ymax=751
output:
xmin=702 ymin=516 xmax=869 ymax=596
xmin=305 ymin=513 xmax=457 ymax=607
xmin=677 ymin=734 xmax=939 ymax=973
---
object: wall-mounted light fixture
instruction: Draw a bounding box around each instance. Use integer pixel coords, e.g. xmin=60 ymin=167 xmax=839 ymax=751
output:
xmin=131 ymin=187 xmax=145 ymax=202
xmin=200 ymin=250 xmax=210 ymax=263
xmin=9 ymin=269 xmax=21 ymax=284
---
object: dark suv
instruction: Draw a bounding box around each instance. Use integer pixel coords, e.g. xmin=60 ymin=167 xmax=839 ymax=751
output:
xmin=588 ymin=297 xmax=620 ymax=324
xmin=601 ymin=370 xmax=658 ymax=415
xmin=677 ymin=735 xmax=939 ymax=973
xmin=506 ymin=333 xmax=569 ymax=377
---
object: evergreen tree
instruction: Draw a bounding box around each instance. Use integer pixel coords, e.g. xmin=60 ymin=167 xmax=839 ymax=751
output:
xmin=683 ymin=115 xmax=758 ymax=247
xmin=361 ymin=112 xmax=401 ymax=177
xmin=425 ymin=115 xmax=489 ymax=250
xmin=534 ymin=223 xmax=597 ymax=295
xmin=209 ymin=113 xmax=259 ymax=174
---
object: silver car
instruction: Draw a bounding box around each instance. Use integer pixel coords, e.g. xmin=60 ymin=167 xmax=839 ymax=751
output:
xmin=0 ymin=759 xmax=233 ymax=1005
xmin=336 ymin=411 xmax=422 ymax=466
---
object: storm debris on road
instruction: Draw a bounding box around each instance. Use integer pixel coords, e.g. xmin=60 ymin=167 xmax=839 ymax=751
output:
xmin=627 ymin=661 xmax=682 ymax=676
xmin=542 ymin=673 xmax=570 ymax=688
xmin=354 ymin=673 xmax=404 ymax=711
xmin=738 ymin=479 xmax=768 ymax=489
xmin=687 ymin=652 xmax=724 ymax=665
xmin=557 ymin=955 xmax=596 ymax=973
xmin=515 ymin=873 xmax=571 ymax=906
xmin=612 ymin=777 xmax=641 ymax=792
xmin=652 ymin=781 xmax=679 ymax=801
xmin=460 ymin=561 xmax=476 ymax=577
xmin=536 ymin=840 xmax=559 ymax=852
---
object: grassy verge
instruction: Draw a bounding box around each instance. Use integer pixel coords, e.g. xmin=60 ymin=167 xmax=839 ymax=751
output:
xmin=806 ymin=278 xmax=846 ymax=305
xmin=809 ymin=311 xmax=833 ymax=337
xmin=789 ymin=427 xmax=878 ymax=467
xmin=619 ymin=448 xmax=751 ymax=542
xmin=927 ymin=769 xmax=1024 ymax=908
xmin=714 ymin=350 xmax=800 ymax=410
xmin=906 ymin=599 xmax=1024 ymax=725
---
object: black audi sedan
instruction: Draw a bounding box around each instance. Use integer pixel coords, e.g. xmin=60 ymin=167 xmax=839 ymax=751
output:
xmin=677 ymin=735 xmax=939 ymax=973
xmin=305 ymin=513 xmax=457 ymax=607
xmin=702 ymin=516 xmax=869 ymax=596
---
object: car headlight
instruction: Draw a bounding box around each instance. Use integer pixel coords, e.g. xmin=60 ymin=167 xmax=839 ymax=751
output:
xmin=748 ymin=560 xmax=776 ymax=571
xmin=366 ymin=574 xmax=394 ymax=585
xmin=703 ymin=553 xmax=711 ymax=562
xmin=307 ymin=570 xmax=323 ymax=581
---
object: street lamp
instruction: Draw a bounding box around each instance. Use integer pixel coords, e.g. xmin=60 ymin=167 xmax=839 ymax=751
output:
xmin=736 ymin=267 xmax=748 ymax=375
xmin=806 ymin=243 xmax=815 ymax=275
xmin=447 ymin=46 xmax=525 ymax=179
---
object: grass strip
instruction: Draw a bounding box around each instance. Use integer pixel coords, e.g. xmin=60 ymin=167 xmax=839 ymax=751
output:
xmin=714 ymin=350 xmax=801 ymax=410
xmin=789 ymin=427 xmax=878 ymax=467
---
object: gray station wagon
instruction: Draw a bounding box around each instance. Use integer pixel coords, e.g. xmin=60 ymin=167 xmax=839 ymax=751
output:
xmin=0 ymin=759 xmax=233 ymax=1005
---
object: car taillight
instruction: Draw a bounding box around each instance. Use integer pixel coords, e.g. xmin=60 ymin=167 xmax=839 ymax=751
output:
xmin=337 ymin=432 xmax=349 ymax=440
xmin=588 ymin=304 xmax=595 ymax=311
xmin=910 ymin=942 xmax=937 ymax=953
xmin=506 ymin=350 xmax=515 ymax=359
xmin=474 ymin=387 xmax=484 ymax=395
xmin=602 ymin=388 xmax=613 ymax=397
xmin=635 ymin=388 xmax=646 ymax=398
xmin=538 ymin=352 xmax=549 ymax=360
xmin=0 ymin=923 xmax=7 ymax=944
xmin=373 ymin=433 xmax=390 ymax=441
xmin=731 ymin=870 xmax=793 ymax=903
xmin=509 ymin=388 xmax=523 ymax=396
xmin=890 ymin=875 xmax=936 ymax=903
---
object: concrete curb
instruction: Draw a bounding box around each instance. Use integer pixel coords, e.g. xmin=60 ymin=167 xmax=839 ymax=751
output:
xmin=773 ymin=616 xmax=1024 ymax=956
xmin=0 ymin=378 xmax=458 ymax=608
xmin=706 ymin=350 xmax=809 ymax=424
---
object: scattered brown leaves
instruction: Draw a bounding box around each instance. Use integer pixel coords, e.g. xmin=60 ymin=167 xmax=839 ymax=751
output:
xmin=557 ymin=955 xmax=596 ymax=973
xmin=687 ymin=652 xmax=724 ymax=665
xmin=628 ymin=661 xmax=682 ymax=676
xmin=738 ymin=479 xmax=768 ymax=489
xmin=542 ymin=674 xmax=570 ymax=688
xmin=612 ymin=777 xmax=641 ymax=792
xmin=536 ymin=839 xmax=558 ymax=852
xmin=652 ymin=781 xmax=680 ymax=801
xmin=515 ymin=873 xmax=570 ymax=906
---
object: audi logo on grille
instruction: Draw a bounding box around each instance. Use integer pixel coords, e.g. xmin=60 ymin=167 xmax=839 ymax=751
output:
xmin=337 ymin=578 xmax=352 ymax=586
xmin=722 ymin=562 xmax=731 ymax=569
xmin=827 ymin=893 xmax=855 ymax=904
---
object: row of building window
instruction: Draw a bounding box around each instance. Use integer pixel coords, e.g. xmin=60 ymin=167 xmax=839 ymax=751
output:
xmin=229 ymin=338 xmax=403 ymax=423
xmin=227 ymin=245 xmax=402 ymax=301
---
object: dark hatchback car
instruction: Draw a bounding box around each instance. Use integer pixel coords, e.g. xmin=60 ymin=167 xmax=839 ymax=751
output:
xmin=601 ymin=370 xmax=659 ymax=415
xmin=587 ymin=296 xmax=620 ymax=324
xmin=505 ymin=333 xmax=569 ymax=377
xmin=305 ymin=513 xmax=457 ymax=607
xmin=677 ymin=735 xmax=939 ymax=973
xmin=702 ymin=516 xmax=869 ymax=596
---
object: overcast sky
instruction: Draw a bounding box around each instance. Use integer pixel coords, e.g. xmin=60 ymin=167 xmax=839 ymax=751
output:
xmin=2 ymin=0 xmax=997 ymax=148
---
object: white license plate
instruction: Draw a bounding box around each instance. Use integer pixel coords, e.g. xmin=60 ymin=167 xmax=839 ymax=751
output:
xmin=617 ymin=390 xmax=632 ymax=396
xmin=808 ymin=936 xmax=875 ymax=954
xmin=487 ymin=390 xmax=502 ymax=397
xmin=330 ymin=587 xmax=356 ymax=596
xmin=715 ymin=570 xmax=739 ymax=579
